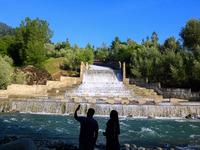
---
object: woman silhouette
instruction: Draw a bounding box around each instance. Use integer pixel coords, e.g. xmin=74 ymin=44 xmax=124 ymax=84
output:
xmin=103 ymin=110 xmax=120 ymax=150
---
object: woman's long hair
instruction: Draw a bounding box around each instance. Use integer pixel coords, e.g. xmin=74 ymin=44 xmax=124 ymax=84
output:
xmin=110 ymin=110 xmax=120 ymax=135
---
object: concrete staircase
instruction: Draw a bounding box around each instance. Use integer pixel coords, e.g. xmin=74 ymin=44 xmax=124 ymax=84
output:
xmin=47 ymin=83 xmax=80 ymax=96
xmin=125 ymin=84 xmax=163 ymax=100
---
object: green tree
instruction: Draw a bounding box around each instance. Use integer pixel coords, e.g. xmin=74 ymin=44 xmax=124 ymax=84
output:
xmin=142 ymin=35 xmax=153 ymax=48
xmin=180 ymin=18 xmax=200 ymax=50
xmin=65 ymin=38 xmax=71 ymax=49
xmin=45 ymin=43 xmax=55 ymax=56
xmin=162 ymin=36 xmax=181 ymax=52
xmin=0 ymin=35 xmax=16 ymax=56
xmin=94 ymin=42 xmax=108 ymax=60
xmin=16 ymin=17 xmax=53 ymax=67
xmin=55 ymin=42 xmax=61 ymax=50
xmin=151 ymin=31 xmax=159 ymax=46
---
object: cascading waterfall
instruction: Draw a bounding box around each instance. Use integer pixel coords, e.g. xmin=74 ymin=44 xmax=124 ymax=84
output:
xmin=12 ymin=100 xmax=63 ymax=114
xmin=11 ymin=65 xmax=200 ymax=118
xmin=65 ymin=65 xmax=134 ymax=97
xmin=11 ymin=99 xmax=200 ymax=118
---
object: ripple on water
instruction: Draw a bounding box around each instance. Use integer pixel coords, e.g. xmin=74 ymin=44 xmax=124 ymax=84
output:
xmin=22 ymin=118 xmax=29 ymax=122
xmin=190 ymin=134 xmax=200 ymax=138
xmin=189 ymin=124 xmax=198 ymax=128
xmin=98 ymin=129 xmax=105 ymax=133
xmin=140 ymin=127 xmax=162 ymax=138
xmin=67 ymin=119 xmax=74 ymax=124
xmin=36 ymin=127 xmax=42 ymax=132
xmin=128 ymin=130 xmax=136 ymax=133
xmin=120 ymin=122 xmax=130 ymax=127
xmin=3 ymin=119 xmax=10 ymax=123
xmin=55 ymin=127 xmax=65 ymax=133
xmin=10 ymin=118 xmax=18 ymax=121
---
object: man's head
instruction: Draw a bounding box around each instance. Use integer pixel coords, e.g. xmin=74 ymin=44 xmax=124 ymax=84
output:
xmin=87 ymin=108 xmax=95 ymax=117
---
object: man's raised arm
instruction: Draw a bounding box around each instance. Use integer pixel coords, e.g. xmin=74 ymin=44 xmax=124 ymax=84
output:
xmin=74 ymin=104 xmax=80 ymax=120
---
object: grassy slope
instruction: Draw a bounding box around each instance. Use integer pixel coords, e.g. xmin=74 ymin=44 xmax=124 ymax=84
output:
xmin=44 ymin=57 xmax=66 ymax=74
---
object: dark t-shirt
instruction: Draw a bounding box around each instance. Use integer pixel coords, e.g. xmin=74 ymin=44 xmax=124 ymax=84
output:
xmin=76 ymin=116 xmax=98 ymax=144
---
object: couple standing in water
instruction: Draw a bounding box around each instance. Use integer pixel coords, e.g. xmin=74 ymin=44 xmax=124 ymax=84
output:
xmin=74 ymin=105 xmax=120 ymax=150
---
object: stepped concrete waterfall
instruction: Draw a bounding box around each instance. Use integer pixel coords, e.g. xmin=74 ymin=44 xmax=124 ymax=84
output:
xmin=11 ymin=65 xmax=200 ymax=118
xmin=65 ymin=65 xmax=134 ymax=97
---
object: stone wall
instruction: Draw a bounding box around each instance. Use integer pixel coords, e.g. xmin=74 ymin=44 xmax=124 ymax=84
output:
xmin=123 ymin=62 xmax=200 ymax=101
xmin=0 ymin=62 xmax=88 ymax=99
xmin=105 ymin=61 xmax=121 ymax=70
xmin=93 ymin=61 xmax=121 ymax=70
xmin=124 ymin=77 xmax=200 ymax=101
xmin=160 ymin=88 xmax=200 ymax=101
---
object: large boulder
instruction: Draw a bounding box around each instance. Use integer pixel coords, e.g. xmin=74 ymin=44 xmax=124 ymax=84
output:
xmin=0 ymin=138 xmax=38 ymax=150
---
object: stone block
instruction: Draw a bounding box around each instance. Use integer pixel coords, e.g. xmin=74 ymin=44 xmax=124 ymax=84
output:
xmin=178 ymin=99 xmax=188 ymax=102
xmin=108 ymin=94 xmax=114 ymax=98
xmin=85 ymin=97 xmax=92 ymax=100
xmin=74 ymin=98 xmax=82 ymax=103
xmin=128 ymin=97 xmax=135 ymax=101
xmin=106 ymin=99 xmax=115 ymax=104
xmin=148 ymin=89 xmax=155 ymax=92
xmin=138 ymin=99 xmax=147 ymax=104
xmin=114 ymin=97 xmax=121 ymax=101
xmin=55 ymin=96 xmax=64 ymax=100
xmin=121 ymin=100 xmax=129 ymax=104
xmin=95 ymin=94 xmax=101 ymax=98
xmin=68 ymin=93 xmax=76 ymax=97
xmin=154 ymin=99 xmax=163 ymax=104
xmin=118 ymin=95 xmax=125 ymax=98
xmin=61 ymin=98 xmax=69 ymax=102
xmin=81 ymin=94 xmax=88 ymax=97
xmin=170 ymin=98 xmax=180 ymax=105
xmin=88 ymin=99 xmax=96 ymax=104
xmin=100 ymin=97 xmax=107 ymax=101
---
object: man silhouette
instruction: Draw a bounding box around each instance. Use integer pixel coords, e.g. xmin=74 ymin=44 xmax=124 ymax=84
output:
xmin=74 ymin=105 xmax=98 ymax=150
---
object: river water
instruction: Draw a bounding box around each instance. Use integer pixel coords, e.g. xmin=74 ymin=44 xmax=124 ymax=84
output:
xmin=0 ymin=113 xmax=200 ymax=149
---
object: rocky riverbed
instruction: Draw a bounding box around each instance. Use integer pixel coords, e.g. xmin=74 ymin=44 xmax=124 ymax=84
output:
xmin=0 ymin=136 xmax=177 ymax=150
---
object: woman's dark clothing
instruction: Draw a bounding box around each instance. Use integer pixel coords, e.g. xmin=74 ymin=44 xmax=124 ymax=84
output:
xmin=104 ymin=118 xmax=120 ymax=150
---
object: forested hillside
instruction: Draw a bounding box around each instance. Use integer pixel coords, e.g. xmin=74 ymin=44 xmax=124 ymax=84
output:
xmin=0 ymin=18 xmax=200 ymax=91
xmin=0 ymin=22 xmax=16 ymax=37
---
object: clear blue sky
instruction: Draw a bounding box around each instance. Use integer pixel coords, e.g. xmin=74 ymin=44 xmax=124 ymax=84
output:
xmin=0 ymin=0 xmax=199 ymax=48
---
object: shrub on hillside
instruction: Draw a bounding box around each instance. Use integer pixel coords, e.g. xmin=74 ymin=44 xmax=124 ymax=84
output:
xmin=11 ymin=68 xmax=25 ymax=84
xmin=0 ymin=55 xmax=13 ymax=89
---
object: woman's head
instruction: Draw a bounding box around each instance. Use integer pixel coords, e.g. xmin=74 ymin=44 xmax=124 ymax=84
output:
xmin=110 ymin=110 xmax=118 ymax=120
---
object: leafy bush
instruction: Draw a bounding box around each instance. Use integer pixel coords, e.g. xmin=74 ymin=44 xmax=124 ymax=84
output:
xmin=11 ymin=68 xmax=25 ymax=84
xmin=0 ymin=55 xmax=13 ymax=89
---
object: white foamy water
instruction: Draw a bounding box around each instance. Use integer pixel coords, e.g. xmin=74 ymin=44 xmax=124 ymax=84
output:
xmin=65 ymin=65 xmax=134 ymax=97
